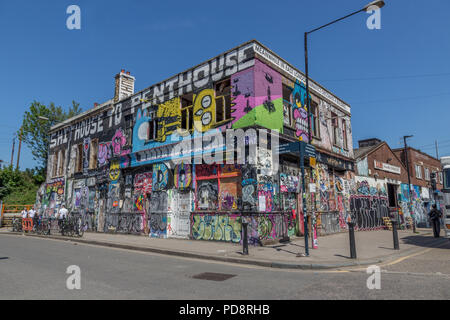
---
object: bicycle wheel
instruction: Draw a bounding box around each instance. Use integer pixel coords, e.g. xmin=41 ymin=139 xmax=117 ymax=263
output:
xmin=77 ymin=218 xmax=84 ymax=237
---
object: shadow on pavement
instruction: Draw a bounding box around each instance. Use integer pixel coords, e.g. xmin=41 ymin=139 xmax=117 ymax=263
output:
xmin=0 ymin=257 xmax=9 ymax=260
xmin=402 ymin=235 xmax=449 ymax=249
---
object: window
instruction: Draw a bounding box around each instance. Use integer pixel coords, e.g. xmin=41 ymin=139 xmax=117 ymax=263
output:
xmin=342 ymin=120 xmax=348 ymax=150
xmin=89 ymin=139 xmax=98 ymax=169
xmin=439 ymin=171 xmax=443 ymax=184
xmin=444 ymin=169 xmax=450 ymax=189
xmin=125 ymin=115 xmax=133 ymax=145
xmin=52 ymin=153 xmax=58 ymax=177
xmin=310 ymin=101 xmax=320 ymax=138
xmin=181 ymin=93 xmax=194 ymax=131
xmin=425 ymin=167 xmax=430 ymax=180
xmin=147 ymin=110 xmax=159 ymax=141
xmin=215 ymin=79 xmax=232 ymax=123
xmin=331 ymin=112 xmax=339 ymax=146
xmin=76 ymin=144 xmax=83 ymax=173
xmin=282 ymin=84 xmax=293 ymax=126
xmin=415 ymin=164 xmax=422 ymax=179
xmin=57 ymin=149 xmax=65 ymax=176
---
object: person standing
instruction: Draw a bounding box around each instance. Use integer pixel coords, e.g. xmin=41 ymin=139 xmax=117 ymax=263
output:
xmin=428 ymin=204 xmax=442 ymax=238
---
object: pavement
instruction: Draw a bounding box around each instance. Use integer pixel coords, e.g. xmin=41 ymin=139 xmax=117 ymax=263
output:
xmin=0 ymin=227 xmax=448 ymax=270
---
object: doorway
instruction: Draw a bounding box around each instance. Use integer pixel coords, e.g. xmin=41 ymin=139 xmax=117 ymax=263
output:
xmin=387 ymin=183 xmax=398 ymax=207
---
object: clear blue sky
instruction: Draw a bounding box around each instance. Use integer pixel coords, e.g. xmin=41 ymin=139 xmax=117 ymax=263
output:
xmin=1 ymin=0 xmax=449 ymax=169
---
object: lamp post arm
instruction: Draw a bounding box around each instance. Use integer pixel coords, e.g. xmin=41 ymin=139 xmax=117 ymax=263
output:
xmin=306 ymin=8 xmax=365 ymax=35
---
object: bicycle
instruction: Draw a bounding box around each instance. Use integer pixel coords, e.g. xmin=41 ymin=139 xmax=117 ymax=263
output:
xmin=12 ymin=217 xmax=23 ymax=232
xmin=36 ymin=217 xmax=51 ymax=235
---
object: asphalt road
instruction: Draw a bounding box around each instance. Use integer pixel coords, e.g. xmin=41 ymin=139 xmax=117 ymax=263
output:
xmin=1 ymin=234 xmax=449 ymax=300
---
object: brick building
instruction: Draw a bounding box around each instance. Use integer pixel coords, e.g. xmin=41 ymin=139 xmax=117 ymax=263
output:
xmin=354 ymin=138 xmax=408 ymax=208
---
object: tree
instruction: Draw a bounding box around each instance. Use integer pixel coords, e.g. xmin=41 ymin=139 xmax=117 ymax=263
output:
xmin=0 ymin=165 xmax=40 ymax=204
xmin=19 ymin=100 xmax=82 ymax=171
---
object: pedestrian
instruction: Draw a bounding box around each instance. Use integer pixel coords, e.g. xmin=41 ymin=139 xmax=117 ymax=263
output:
xmin=21 ymin=208 xmax=28 ymax=219
xmin=428 ymin=204 xmax=442 ymax=238
xmin=58 ymin=205 xmax=68 ymax=231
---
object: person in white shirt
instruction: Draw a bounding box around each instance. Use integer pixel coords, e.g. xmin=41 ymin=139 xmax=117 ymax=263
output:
xmin=28 ymin=208 xmax=36 ymax=219
xmin=21 ymin=209 xmax=28 ymax=219
xmin=58 ymin=205 xmax=68 ymax=220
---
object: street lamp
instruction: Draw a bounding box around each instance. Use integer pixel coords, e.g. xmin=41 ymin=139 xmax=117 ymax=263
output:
xmin=301 ymin=1 xmax=386 ymax=256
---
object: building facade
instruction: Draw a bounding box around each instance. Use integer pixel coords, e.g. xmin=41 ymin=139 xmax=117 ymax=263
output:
xmin=37 ymin=40 xmax=356 ymax=243
xmin=393 ymin=147 xmax=443 ymax=227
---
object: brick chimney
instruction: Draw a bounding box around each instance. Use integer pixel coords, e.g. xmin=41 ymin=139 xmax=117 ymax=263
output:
xmin=358 ymin=138 xmax=382 ymax=148
xmin=114 ymin=69 xmax=135 ymax=102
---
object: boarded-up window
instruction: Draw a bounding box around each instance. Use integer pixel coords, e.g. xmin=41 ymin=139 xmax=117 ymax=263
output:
xmin=52 ymin=153 xmax=58 ymax=177
xmin=57 ymin=149 xmax=65 ymax=176
xmin=76 ymin=144 xmax=83 ymax=173
xmin=89 ymin=139 xmax=98 ymax=169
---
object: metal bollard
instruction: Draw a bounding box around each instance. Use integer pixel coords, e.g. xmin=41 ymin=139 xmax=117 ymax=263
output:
xmin=347 ymin=222 xmax=357 ymax=259
xmin=391 ymin=219 xmax=400 ymax=250
xmin=242 ymin=222 xmax=249 ymax=255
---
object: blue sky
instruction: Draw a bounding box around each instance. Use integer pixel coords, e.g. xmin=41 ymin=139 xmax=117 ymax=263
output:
xmin=1 ymin=0 xmax=449 ymax=169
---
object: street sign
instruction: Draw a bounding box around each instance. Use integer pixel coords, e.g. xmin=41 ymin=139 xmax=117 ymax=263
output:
xmin=277 ymin=141 xmax=300 ymax=154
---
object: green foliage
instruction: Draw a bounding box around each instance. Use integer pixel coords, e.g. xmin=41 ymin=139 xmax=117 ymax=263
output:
xmin=0 ymin=165 xmax=41 ymax=205
xmin=19 ymin=100 xmax=82 ymax=170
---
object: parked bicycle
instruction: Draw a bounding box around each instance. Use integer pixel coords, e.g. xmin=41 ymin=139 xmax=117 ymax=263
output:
xmin=12 ymin=217 xmax=22 ymax=232
xmin=60 ymin=216 xmax=84 ymax=237
xmin=35 ymin=217 xmax=51 ymax=235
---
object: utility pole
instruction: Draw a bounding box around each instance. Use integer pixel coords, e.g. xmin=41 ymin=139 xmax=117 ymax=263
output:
xmin=16 ymin=129 xmax=22 ymax=170
xmin=435 ymin=140 xmax=439 ymax=160
xmin=403 ymin=135 xmax=416 ymax=233
xmin=10 ymin=137 xmax=15 ymax=167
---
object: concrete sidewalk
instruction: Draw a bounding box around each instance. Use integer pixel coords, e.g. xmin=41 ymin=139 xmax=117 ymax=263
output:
xmin=1 ymin=227 xmax=447 ymax=270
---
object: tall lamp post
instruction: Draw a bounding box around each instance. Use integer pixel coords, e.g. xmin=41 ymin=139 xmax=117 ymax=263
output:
xmin=301 ymin=0 xmax=385 ymax=256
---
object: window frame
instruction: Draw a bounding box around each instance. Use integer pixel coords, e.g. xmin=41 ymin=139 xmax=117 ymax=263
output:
xmin=282 ymin=84 xmax=293 ymax=128
xmin=214 ymin=78 xmax=232 ymax=125
xmin=180 ymin=93 xmax=194 ymax=132
xmin=75 ymin=144 xmax=83 ymax=173
xmin=310 ymin=101 xmax=320 ymax=139
xmin=331 ymin=112 xmax=339 ymax=147
xmin=89 ymin=138 xmax=98 ymax=170
xmin=415 ymin=164 xmax=422 ymax=179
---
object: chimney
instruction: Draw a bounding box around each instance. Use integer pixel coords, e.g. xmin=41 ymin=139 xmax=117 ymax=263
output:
xmin=114 ymin=69 xmax=135 ymax=103
xmin=94 ymin=102 xmax=99 ymax=108
xmin=358 ymin=138 xmax=382 ymax=148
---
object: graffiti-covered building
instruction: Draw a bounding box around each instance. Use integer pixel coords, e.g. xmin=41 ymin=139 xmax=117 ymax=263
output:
xmin=38 ymin=40 xmax=356 ymax=243
xmin=393 ymin=146 xmax=443 ymax=227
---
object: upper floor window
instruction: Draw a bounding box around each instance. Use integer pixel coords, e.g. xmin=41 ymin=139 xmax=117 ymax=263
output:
xmin=331 ymin=112 xmax=339 ymax=146
xmin=342 ymin=120 xmax=348 ymax=150
xmin=282 ymin=84 xmax=293 ymax=127
xmin=215 ymin=79 xmax=232 ymax=124
xmin=57 ymin=149 xmax=65 ymax=176
xmin=75 ymin=144 xmax=83 ymax=173
xmin=52 ymin=153 xmax=58 ymax=178
xmin=415 ymin=164 xmax=422 ymax=179
xmin=181 ymin=93 xmax=194 ymax=131
xmin=439 ymin=171 xmax=443 ymax=184
xmin=310 ymin=101 xmax=320 ymax=138
xmin=425 ymin=167 xmax=430 ymax=180
xmin=146 ymin=110 xmax=159 ymax=141
xmin=89 ymin=139 xmax=98 ymax=170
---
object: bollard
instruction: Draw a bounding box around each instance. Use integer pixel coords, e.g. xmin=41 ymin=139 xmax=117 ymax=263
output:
xmin=391 ymin=219 xmax=400 ymax=250
xmin=242 ymin=221 xmax=249 ymax=255
xmin=347 ymin=222 xmax=357 ymax=259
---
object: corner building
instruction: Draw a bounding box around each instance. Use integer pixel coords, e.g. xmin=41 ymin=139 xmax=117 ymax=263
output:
xmin=38 ymin=40 xmax=355 ymax=244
